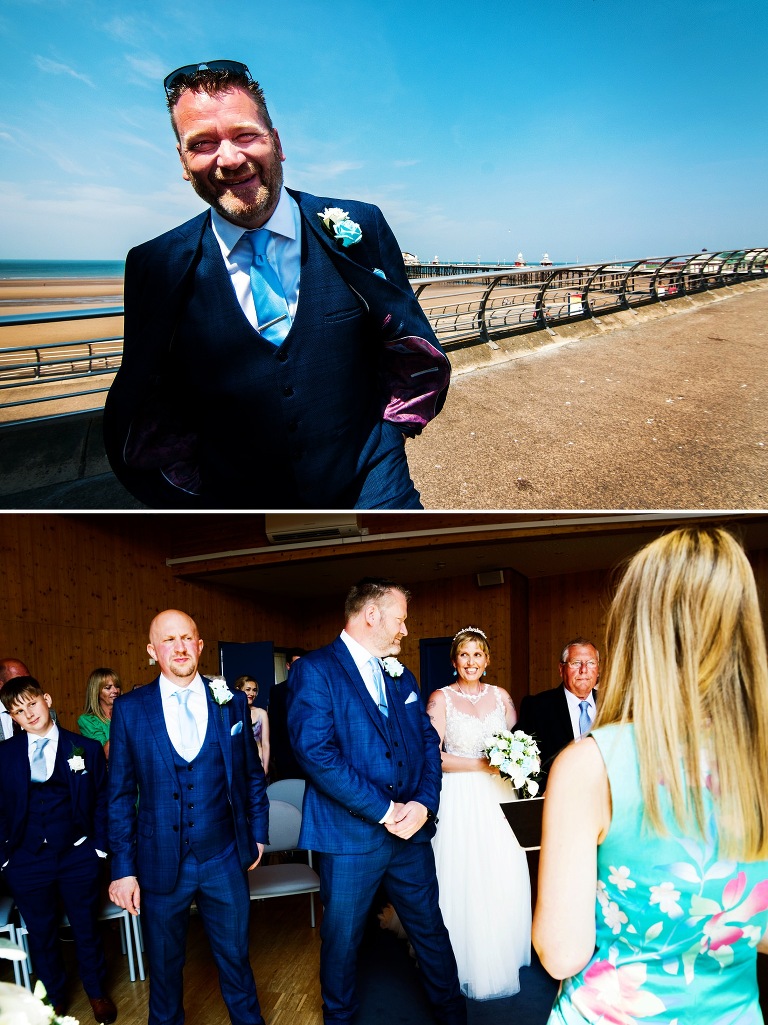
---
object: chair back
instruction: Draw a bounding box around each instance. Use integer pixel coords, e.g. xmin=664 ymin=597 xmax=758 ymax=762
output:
xmin=266 ymin=778 xmax=305 ymax=811
xmin=265 ymin=799 xmax=302 ymax=853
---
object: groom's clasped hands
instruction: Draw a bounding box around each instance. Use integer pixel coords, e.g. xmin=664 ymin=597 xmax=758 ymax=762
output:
xmin=384 ymin=800 xmax=429 ymax=839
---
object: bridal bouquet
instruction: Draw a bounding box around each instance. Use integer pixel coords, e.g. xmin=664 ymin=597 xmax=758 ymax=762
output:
xmin=483 ymin=729 xmax=541 ymax=797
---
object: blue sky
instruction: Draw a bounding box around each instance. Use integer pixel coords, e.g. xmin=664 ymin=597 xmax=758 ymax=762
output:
xmin=1 ymin=0 xmax=766 ymax=263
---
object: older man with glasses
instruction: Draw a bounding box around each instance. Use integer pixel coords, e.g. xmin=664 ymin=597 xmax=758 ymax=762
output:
xmin=516 ymin=636 xmax=600 ymax=791
xmin=104 ymin=60 xmax=449 ymax=510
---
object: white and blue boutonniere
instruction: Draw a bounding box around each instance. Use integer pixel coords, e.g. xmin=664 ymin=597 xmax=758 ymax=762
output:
xmin=318 ymin=207 xmax=362 ymax=248
xmin=382 ymin=657 xmax=404 ymax=678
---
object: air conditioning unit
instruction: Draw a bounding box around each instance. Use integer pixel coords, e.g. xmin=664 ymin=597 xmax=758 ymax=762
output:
xmin=265 ymin=514 xmax=365 ymax=545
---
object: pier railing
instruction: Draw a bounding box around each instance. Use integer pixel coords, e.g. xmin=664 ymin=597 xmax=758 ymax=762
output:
xmin=1 ymin=249 xmax=766 ymax=425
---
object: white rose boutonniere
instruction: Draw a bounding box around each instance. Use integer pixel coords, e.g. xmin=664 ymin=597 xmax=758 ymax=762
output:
xmin=318 ymin=206 xmax=362 ymax=248
xmin=208 ymin=676 xmax=233 ymax=706
xmin=382 ymin=657 xmax=404 ymax=678
xmin=68 ymin=746 xmax=87 ymax=774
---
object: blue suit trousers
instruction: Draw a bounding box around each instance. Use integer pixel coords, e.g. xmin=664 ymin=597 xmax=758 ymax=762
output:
xmin=140 ymin=842 xmax=261 ymax=1025
xmin=318 ymin=834 xmax=465 ymax=1024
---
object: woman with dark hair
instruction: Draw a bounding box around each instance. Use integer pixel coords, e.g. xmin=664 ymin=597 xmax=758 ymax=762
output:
xmin=534 ymin=527 xmax=768 ymax=1024
xmin=426 ymin=627 xmax=531 ymax=1000
xmin=78 ymin=668 xmax=122 ymax=759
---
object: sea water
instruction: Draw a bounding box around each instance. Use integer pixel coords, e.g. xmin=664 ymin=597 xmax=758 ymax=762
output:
xmin=0 ymin=259 xmax=125 ymax=280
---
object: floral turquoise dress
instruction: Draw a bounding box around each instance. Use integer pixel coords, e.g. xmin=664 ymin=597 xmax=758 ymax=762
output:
xmin=548 ymin=724 xmax=768 ymax=1025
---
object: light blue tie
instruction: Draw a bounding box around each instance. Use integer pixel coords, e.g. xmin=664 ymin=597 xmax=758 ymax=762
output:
xmin=174 ymin=689 xmax=200 ymax=759
xmin=247 ymin=230 xmax=290 ymax=346
xmin=369 ymin=658 xmax=388 ymax=717
xmin=578 ymin=700 xmax=592 ymax=736
xmin=30 ymin=737 xmax=49 ymax=781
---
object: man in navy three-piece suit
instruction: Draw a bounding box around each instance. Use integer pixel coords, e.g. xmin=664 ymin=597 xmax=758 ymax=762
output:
xmin=0 ymin=677 xmax=116 ymax=1023
xmin=287 ymin=579 xmax=466 ymax=1025
xmin=103 ymin=59 xmax=450 ymax=510
xmin=108 ymin=610 xmax=269 ymax=1025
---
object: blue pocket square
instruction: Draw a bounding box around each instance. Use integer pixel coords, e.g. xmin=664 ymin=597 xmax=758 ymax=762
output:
xmin=230 ymin=721 xmax=243 ymax=736
xmin=373 ymin=267 xmax=387 ymax=279
xmin=404 ymin=691 xmax=418 ymax=704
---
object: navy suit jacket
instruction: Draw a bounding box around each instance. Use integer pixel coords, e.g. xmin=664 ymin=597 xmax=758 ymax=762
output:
xmin=108 ymin=678 xmax=269 ymax=893
xmin=103 ymin=189 xmax=450 ymax=508
xmin=286 ymin=637 xmax=441 ymax=854
xmin=0 ymin=727 xmax=108 ymax=859
xmin=516 ymin=684 xmax=598 ymax=789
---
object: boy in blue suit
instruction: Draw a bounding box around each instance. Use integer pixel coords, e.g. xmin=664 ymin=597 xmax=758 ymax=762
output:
xmin=0 ymin=677 xmax=116 ymax=1023
xmin=288 ymin=579 xmax=465 ymax=1025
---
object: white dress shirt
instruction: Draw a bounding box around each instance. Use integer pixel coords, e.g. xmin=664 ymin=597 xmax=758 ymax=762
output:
xmin=27 ymin=721 xmax=58 ymax=780
xmin=564 ymin=687 xmax=597 ymax=740
xmin=160 ymin=672 xmax=209 ymax=760
xmin=340 ymin=630 xmax=385 ymax=708
xmin=211 ymin=186 xmax=302 ymax=332
xmin=0 ymin=707 xmax=14 ymax=740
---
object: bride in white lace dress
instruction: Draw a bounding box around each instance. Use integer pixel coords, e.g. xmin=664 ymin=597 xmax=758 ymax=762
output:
xmin=427 ymin=627 xmax=531 ymax=1001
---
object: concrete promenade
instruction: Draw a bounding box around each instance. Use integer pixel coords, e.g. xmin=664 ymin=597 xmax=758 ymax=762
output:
xmin=1 ymin=280 xmax=766 ymax=510
xmin=411 ymin=280 xmax=768 ymax=510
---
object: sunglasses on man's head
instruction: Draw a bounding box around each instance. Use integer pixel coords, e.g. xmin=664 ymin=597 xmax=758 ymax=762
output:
xmin=163 ymin=60 xmax=252 ymax=97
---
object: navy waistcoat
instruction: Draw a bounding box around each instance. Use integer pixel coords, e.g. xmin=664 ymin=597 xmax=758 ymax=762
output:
xmin=176 ymin=220 xmax=382 ymax=506
xmin=171 ymin=715 xmax=235 ymax=862
xmin=22 ymin=756 xmax=74 ymax=853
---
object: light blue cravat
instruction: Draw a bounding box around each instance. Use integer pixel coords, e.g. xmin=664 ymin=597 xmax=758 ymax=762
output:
xmin=30 ymin=737 xmax=49 ymax=781
xmin=578 ymin=700 xmax=592 ymax=736
xmin=174 ymin=689 xmax=200 ymax=759
xmin=369 ymin=658 xmax=388 ymax=717
xmin=247 ymin=229 xmax=290 ymax=346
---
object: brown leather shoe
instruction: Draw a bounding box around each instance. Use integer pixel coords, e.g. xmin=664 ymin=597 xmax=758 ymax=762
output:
xmin=89 ymin=996 xmax=117 ymax=1024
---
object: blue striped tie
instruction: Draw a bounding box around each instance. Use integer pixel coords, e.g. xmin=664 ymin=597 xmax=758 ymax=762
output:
xmin=247 ymin=230 xmax=290 ymax=346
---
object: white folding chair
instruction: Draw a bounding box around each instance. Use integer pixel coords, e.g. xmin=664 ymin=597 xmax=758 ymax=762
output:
xmin=18 ymin=894 xmax=145 ymax=984
xmin=265 ymin=778 xmax=306 ymax=812
xmin=248 ymin=800 xmax=320 ymax=927
xmin=0 ymin=895 xmax=31 ymax=990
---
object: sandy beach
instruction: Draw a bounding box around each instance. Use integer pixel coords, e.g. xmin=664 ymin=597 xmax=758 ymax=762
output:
xmin=0 ymin=277 xmax=124 ymax=423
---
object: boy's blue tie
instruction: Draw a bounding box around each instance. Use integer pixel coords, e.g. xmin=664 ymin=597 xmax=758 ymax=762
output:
xmin=369 ymin=658 xmax=388 ymax=717
xmin=247 ymin=229 xmax=290 ymax=346
xmin=30 ymin=737 xmax=49 ymax=781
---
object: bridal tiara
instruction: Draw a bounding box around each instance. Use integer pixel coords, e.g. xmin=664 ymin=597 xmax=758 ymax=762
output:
xmin=453 ymin=626 xmax=488 ymax=640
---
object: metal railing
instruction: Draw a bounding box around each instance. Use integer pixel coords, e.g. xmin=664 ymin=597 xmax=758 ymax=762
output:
xmin=1 ymin=249 xmax=766 ymax=425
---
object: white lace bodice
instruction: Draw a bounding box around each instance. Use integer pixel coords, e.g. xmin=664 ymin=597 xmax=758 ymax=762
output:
xmin=442 ymin=685 xmax=509 ymax=758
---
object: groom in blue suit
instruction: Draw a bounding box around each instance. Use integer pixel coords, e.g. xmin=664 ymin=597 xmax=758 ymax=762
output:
xmin=103 ymin=60 xmax=450 ymax=510
xmin=288 ymin=579 xmax=465 ymax=1025
xmin=108 ymin=609 xmax=269 ymax=1025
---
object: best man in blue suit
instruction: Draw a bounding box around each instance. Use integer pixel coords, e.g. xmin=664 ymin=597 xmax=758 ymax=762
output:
xmin=0 ymin=677 xmax=116 ymax=1023
xmin=287 ymin=579 xmax=466 ymax=1025
xmin=103 ymin=60 xmax=450 ymax=510
xmin=108 ymin=610 xmax=269 ymax=1025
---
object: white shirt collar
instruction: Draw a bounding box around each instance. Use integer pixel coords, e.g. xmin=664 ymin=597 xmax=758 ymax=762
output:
xmin=340 ymin=630 xmax=380 ymax=672
xmin=210 ymin=186 xmax=297 ymax=258
xmin=159 ymin=672 xmax=205 ymax=698
xmin=563 ymin=686 xmax=595 ymax=712
xmin=26 ymin=721 xmax=58 ymax=748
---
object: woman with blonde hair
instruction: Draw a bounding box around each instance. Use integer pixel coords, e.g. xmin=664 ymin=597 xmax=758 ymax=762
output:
xmin=234 ymin=675 xmax=270 ymax=774
xmin=534 ymin=526 xmax=768 ymax=1023
xmin=78 ymin=667 xmax=122 ymax=759
xmin=427 ymin=626 xmax=531 ymax=1000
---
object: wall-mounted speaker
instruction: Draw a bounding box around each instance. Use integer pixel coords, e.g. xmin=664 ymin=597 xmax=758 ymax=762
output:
xmin=476 ymin=570 xmax=504 ymax=587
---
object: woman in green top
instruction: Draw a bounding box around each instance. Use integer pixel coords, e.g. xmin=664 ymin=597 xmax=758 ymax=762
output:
xmin=78 ymin=667 xmax=122 ymax=759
